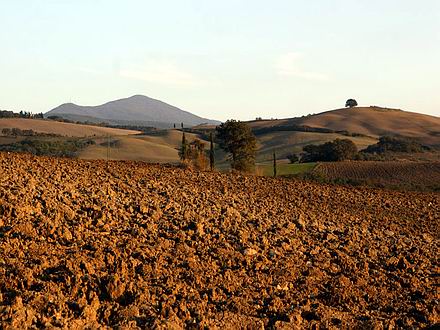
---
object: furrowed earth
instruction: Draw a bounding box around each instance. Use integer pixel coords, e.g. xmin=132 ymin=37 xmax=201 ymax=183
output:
xmin=0 ymin=152 xmax=438 ymax=328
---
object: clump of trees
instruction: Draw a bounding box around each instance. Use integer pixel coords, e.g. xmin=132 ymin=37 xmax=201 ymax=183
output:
xmin=302 ymin=139 xmax=358 ymax=162
xmin=216 ymin=120 xmax=257 ymax=172
xmin=363 ymin=136 xmax=430 ymax=154
xmin=188 ymin=139 xmax=208 ymax=170
xmin=300 ymin=135 xmax=430 ymax=163
xmin=179 ymin=133 xmax=209 ymax=170
xmin=1 ymin=128 xmax=60 ymax=137
xmin=2 ymin=128 xmax=35 ymax=136
xmin=0 ymin=110 xmax=44 ymax=119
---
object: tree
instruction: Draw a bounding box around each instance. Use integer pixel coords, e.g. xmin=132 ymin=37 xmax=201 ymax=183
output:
xmin=345 ymin=99 xmax=358 ymax=108
xmin=273 ymin=151 xmax=277 ymax=177
xmin=216 ymin=120 xmax=257 ymax=172
xmin=179 ymin=132 xmax=189 ymax=161
xmin=330 ymin=139 xmax=358 ymax=160
xmin=209 ymin=132 xmax=215 ymax=171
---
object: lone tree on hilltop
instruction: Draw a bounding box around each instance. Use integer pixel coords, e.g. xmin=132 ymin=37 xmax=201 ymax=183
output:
xmin=216 ymin=120 xmax=257 ymax=172
xmin=345 ymin=99 xmax=358 ymax=108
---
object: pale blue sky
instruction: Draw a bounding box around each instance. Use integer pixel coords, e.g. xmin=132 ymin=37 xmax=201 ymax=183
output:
xmin=1 ymin=0 xmax=439 ymax=120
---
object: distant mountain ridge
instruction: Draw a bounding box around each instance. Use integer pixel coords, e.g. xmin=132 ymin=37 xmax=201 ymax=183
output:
xmin=45 ymin=95 xmax=220 ymax=128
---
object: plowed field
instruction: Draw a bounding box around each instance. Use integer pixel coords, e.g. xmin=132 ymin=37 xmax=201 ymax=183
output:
xmin=0 ymin=152 xmax=439 ymax=328
xmin=314 ymin=161 xmax=440 ymax=191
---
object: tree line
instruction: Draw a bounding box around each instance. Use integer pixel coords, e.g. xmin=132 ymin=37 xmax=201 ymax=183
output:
xmin=0 ymin=138 xmax=95 ymax=157
xmin=0 ymin=110 xmax=44 ymax=119
xmin=1 ymin=128 xmax=60 ymax=137
xmin=287 ymin=135 xmax=431 ymax=164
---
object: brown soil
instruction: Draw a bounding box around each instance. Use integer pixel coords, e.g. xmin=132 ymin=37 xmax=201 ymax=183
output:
xmin=0 ymin=152 xmax=439 ymax=328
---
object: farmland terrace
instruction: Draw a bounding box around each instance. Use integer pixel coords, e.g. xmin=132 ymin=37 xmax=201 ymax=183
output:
xmin=313 ymin=161 xmax=440 ymax=192
xmin=0 ymin=152 xmax=438 ymax=328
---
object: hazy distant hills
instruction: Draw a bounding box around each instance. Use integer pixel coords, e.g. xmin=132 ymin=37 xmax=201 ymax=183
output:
xmin=45 ymin=95 xmax=220 ymax=128
xmin=2 ymin=103 xmax=439 ymax=164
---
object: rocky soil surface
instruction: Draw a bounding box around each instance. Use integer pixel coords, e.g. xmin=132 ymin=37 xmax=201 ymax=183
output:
xmin=0 ymin=152 xmax=439 ymax=329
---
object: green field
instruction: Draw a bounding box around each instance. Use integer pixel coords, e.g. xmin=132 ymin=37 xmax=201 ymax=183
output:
xmin=257 ymin=162 xmax=317 ymax=177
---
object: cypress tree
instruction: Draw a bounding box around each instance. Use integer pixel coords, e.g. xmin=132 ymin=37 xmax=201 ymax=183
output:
xmin=273 ymin=151 xmax=277 ymax=177
xmin=210 ymin=132 xmax=215 ymax=171
xmin=179 ymin=132 xmax=188 ymax=161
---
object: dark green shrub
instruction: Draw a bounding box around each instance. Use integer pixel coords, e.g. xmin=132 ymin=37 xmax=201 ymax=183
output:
xmin=363 ymin=136 xmax=430 ymax=153
xmin=302 ymin=139 xmax=358 ymax=162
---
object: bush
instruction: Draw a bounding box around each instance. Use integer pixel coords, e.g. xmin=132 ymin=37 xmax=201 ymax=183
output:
xmin=287 ymin=153 xmax=299 ymax=163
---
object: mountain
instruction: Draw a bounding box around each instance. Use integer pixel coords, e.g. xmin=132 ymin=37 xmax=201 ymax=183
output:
xmin=247 ymin=106 xmax=440 ymax=146
xmin=45 ymin=95 xmax=220 ymax=128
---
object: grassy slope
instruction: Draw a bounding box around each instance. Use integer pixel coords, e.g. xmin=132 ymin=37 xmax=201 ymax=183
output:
xmin=0 ymin=118 xmax=140 ymax=137
xmin=78 ymin=129 xmax=375 ymax=168
xmin=256 ymin=131 xmax=376 ymax=161
xmin=257 ymin=162 xmax=317 ymax=176
xmin=248 ymin=107 xmax=440 ymax=145
xmin=298 ymin=107 xmax=440 ymax=141
xmin=79 ymin=130 xmax=208 ymax=163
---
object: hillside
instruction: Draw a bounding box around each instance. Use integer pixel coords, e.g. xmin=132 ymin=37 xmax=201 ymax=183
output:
xmin=46 ymin=95 xmax=220 ymax=128
xmin=248 ymin=107 xmax=440 ymax=146
xmin=2 ymin=106 xmax=439 ymax=165
xmin=255 ymin=131 xmax=376 ymax=161
xmin=0 ymin=118 xmax=140 ymax=137
xmin=0 ymin=152 xmax=438 ymax=328
xmin=77 ymin=129 xmax=373 ymax=165
xmin=79 ymin=130 xmax=205 ymax=163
